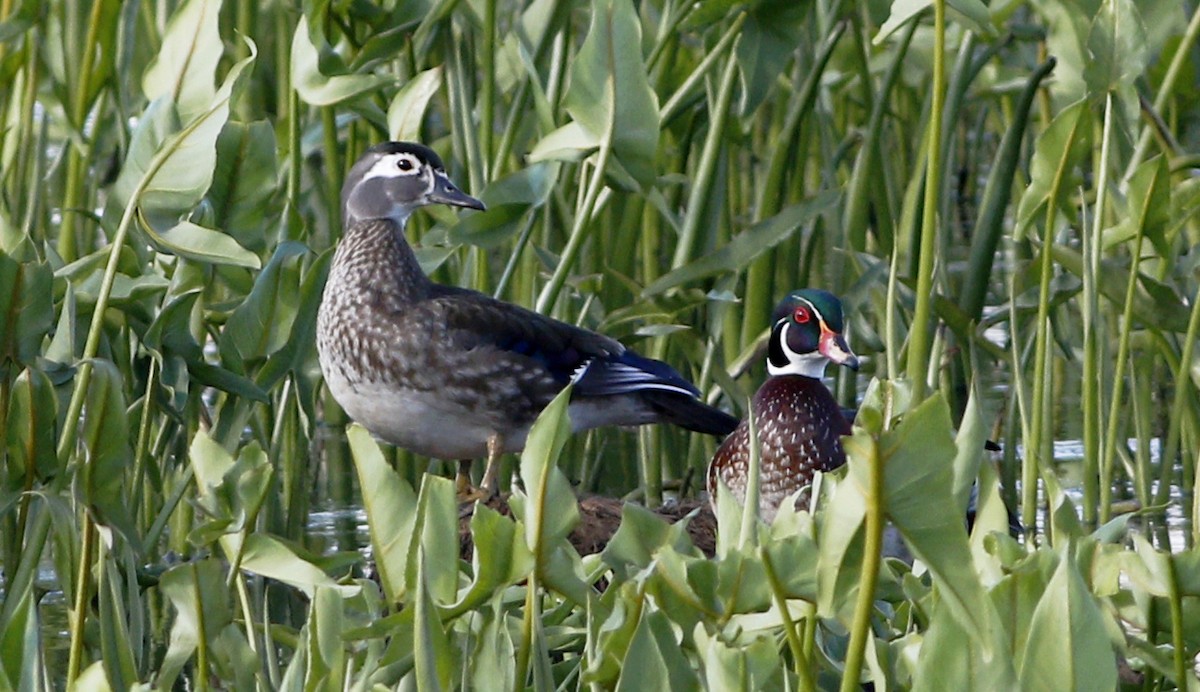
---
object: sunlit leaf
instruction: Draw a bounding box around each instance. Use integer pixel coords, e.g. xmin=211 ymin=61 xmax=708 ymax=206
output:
xmin=142 ymin=0 xmax=222 ymax=123
xmin=291 ymin=17 xmax=386 ymax=106
xmin=346 ymin=424 xmax=417 ymax=604
xmin=142 ymin=219 xmax=260 ymax=268
xmin=1018 ymin=549 xmax=1117 ymax=689
xmin=562 ymin=0 xmax=660 ymax=187
xmin=1014 ymin=99 xmax=1092 ymax=239
xmin=387 ymin=66 xmax=443 ymax=141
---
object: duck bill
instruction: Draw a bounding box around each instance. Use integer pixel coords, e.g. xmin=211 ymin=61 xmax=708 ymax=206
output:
xmin=429 ymin=172 xmax=486 ymax=210
xmin=819 ymin=330 xmax=859 ymax=371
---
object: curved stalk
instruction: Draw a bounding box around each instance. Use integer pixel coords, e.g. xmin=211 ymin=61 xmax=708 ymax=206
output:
xmin=905 ymin=0 xmax=946 ymax=402
xmin=839 ymin=436 xmax=883 ymax=692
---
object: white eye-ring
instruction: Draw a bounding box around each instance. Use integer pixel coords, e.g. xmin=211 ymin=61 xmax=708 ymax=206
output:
xmin=396 ymin=155 xmax=416 ymax=172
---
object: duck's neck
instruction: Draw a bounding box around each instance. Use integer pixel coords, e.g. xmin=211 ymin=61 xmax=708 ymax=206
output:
xmin=330 ymin=217 xmax=432 ymax=304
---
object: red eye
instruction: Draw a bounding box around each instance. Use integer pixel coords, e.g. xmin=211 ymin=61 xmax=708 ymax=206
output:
xmin=793 ymin=306 xmax=811 ymax=323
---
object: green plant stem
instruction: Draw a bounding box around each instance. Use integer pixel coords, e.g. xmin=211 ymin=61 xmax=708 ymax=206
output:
xmin=1153 ymin=280 xmax=1200 ymax=542
xmin=658 ymin=13 xmax=744 ymax=125
xmin=738 ymin=406 xmax=761 ymax=550
xmin=1166 ymin=549 xmax=1187 ymax=687
xmin=534 ymin=125 xmax=614 ymax=313
xmin=57 ymin=0 xmax=107 ymax=262
xmin=194 ymin=562 xmax=211 ymax=692
xmin=65 ymin=517 xmax=97 ymax=683
xmin=1083 ymin=92 xmax=1116 ymax=529
xmin=839 ymin=437 xmax=882 ymax=692
xmin=479 ymin=0 xmax=495 ymax=179
xmin=1098 ymin=216 xmax=1146 ymax=525
xmin=671 ymin=47 xmax=740 ymax=269
xmin=1123 ymin=4 xmax=1200 ymax=182
xmin=762 ymin=548 xmax=814 ymax=692
xmin=905 ymin=0 xmax=946 ymax=402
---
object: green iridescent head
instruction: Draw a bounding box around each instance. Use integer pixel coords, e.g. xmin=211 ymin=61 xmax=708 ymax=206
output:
xmin=767 ymin=289 xmax=859 ymax=378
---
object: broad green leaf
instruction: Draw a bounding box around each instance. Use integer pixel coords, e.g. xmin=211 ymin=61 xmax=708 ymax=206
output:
xmin=514 ymin=387 xmax=580 ymax=557
xmin=913 ymin=596 xmax=1017 ymax=689
xmin=643 ymin=191 xmax=837 ymax=296
xmin=528 ymin=121 xmax=599 ymax=164
xmin=410 ymin=475 xmax=458 ymax=606
xmin=387 ymin=66 xmax=443 ymax=141
xmin=1051 ymin=244 xmax=1191 ymax=332
xmin=113 ymin=42 xmax=257 ymax=222
xmin=1083 ymin=0 xmax=1147 ymax=96
xmin=308 ymin=587 xmax=346 ymax=690
xmin=736 ymin=2 xmax=806 ymax=115
xmin=615 ymin=606 xmax=700 ymax=690
xmin=142 ymin=219 xmax=260 ymax=268
xmin=238 ymin=533 xmax=359 ymax=598
xmin=852 ymin=394 xmax=1001 ymax=656
xmin=207 ymin=120 xmax=278 ymax=253
xmin=82 ymin=359 xmax=137 ymax=544
xmin=0 ymin=587 xmax=40 ymax=690
xmin=448 ymin=504 xmax=533 ymax=616
xmin=346 ymin=424 xmax=417 ymax=604
xmin=141 ymin=0 xmax=222 ymax=123
xmin=877 ymin=0 xmax=995 ymax=43
xmin=1014 ymin=100 xmax=1092 ymax=239
xmin=0 ymin=255 xmax=53 ymax=367
xmin=158 ymin=559 xmax=231 ymax=689
xmin=413 ymin=547 xmax=454 ymax=690
xmin=221 ymin=242 xmax=306 ymax=362
xmin=562 ymin=0 xmax=660 ymax=187
xmin=291 ymin=17 xmax=386 ymax=106
xmin=952 ymin=381 xmax=988 ymax=513
xmin=96 ymin=558 xmax=138 ymax=690
xmin=1103 ymin=155 xmax=1170 ymax=256
xmin=1018 ymin=550 xmax=1117 ymax=689
xmin=5 ymin=367 xmax=58 ymax=485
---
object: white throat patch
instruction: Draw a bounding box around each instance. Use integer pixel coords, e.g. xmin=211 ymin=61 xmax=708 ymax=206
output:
xmin=767 ymin=321 xmax=830 ymax=378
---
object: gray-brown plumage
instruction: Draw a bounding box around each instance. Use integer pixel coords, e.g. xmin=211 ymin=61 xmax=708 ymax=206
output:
xmin=317 ymin=142 xmax=737 ymax=495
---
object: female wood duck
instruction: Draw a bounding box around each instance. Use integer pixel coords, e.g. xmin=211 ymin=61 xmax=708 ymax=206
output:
xmin=317 ymin=142 xmax=738 ymax=497
xmin=707 ymin=289 xmax=859 ymax=523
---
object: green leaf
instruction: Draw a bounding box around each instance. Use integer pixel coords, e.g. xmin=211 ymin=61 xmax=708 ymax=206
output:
xmin=387 ymin=66 xmax=443 ymax=140
xmin=1018 ymin=550 xmax=1117 ymax=689
xmin=643 ymin=191 xmax=838 ymax=296
xmin=448 ymin=504 xmax=533 ymax=616
xmin=877 ymin=0 xmax=995 ymax=43
xmin=736 ymin=2 xmax=806 ymax=115
xmin=413 ymin=547 xmax=454 ymax=690
xmin=562 ymin=0 xmax=660 ymax=187
xmin=615 ymin=605 xmax=700 ymax=690
xmin=853 ymin=393 xmax=1001 ymax=657
xmin=1103 ymin=155 xmax=1170 ymax=256
xmin=291 ymin=16 xmax=386 ymax=106
xmin=142 ymin=219 xmax=260 ymax=268
xmin=113 ymin=42 xmax=257 ymax=222
xmin=158 ymin=559 xmax=231 ymax=689
xmin=207 ymin=120 xmax=278 ymax=253
xmin=0 ymin=255 xmax=53 ymax=367
xmin=346 ymin=424 xmax=417 ymax=604
xmin=1083 ymin=0 xmax=1148 ymax=96
xmin=141 ymin=0 xmax=222 ymax=123
xmin=1014 ymin=100 xmax=1092 ymax=239
xmin=82 ymin=359 xmax=138 ymax=544
xmin=410 ymin=474 xmax=459 ymax=606
xmin=221 ymin=242 xmax=305 ymax=362
xmin=5 ymin=367 xmax=58 ymax=485
xmin=514 ymin=387 xmax=580 ymax=556
xmin=238 ymin=534 xmax=359 ymax=598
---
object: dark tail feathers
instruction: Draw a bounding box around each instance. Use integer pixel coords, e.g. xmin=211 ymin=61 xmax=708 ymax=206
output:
xmin=640 ymin=390 xmax=739 ymax=436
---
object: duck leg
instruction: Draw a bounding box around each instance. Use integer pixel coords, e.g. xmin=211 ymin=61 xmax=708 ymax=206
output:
xmin=456 ymin=460 xmax=478 ymax=499
xmin=480 ymin=434 xmax=503 ymax=498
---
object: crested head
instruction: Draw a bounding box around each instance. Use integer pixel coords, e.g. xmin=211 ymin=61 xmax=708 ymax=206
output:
xmin=341 ymin=141 xmax=485 ymax=227
xmin=767 ymin=289 xmax=859 ymax=378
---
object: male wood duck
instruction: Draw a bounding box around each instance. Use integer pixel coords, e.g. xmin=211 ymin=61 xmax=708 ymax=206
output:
xmin=707 ymin=289 xmax=859 ymax=523
xmin=317 ymin=141 xmax=738 ymax=498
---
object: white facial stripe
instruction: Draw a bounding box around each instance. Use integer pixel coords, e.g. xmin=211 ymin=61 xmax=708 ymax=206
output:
xmin=359 ymin=152 xmax=425 ymax=183
xmin=768 ymin=321 xmax=830 ymax=378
